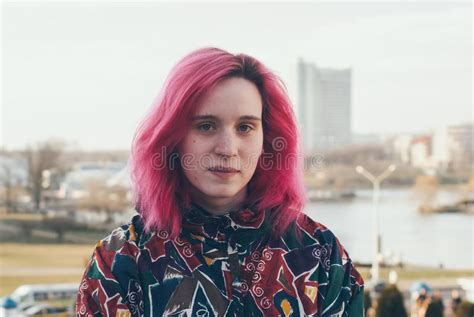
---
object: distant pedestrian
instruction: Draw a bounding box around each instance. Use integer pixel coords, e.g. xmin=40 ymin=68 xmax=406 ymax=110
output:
xmin=450 ymin=290 xmax=462 ymax=314
xmin=412 ymin=289 xmax=429 ymax=317
xmin=425 ymin=291 xmax=444 ymax=317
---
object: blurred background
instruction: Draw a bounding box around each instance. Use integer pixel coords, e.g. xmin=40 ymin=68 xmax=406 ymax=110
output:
xmin=1 ymin=1 xmax=472 ymax=316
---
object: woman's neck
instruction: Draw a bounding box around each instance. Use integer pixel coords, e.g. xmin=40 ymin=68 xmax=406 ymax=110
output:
xmin=190 ymin=186 xmax=248 ymax=215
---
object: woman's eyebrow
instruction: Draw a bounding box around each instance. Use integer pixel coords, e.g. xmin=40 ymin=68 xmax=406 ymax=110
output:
xmin=191 ymin=115 xmax=218 ymax=121
xmin=240 ymin=115 xmax=262 ymax=122
xmin=191 ymin=115 xmax=261 ymax=121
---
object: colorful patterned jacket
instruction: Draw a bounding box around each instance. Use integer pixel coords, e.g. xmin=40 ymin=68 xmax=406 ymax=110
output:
xmin=76 ymin=204 xmax=364 ymax=316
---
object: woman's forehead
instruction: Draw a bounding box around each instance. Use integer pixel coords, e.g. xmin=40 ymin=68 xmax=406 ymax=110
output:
xmin=193 ymin=77 xmax=263 ymax=119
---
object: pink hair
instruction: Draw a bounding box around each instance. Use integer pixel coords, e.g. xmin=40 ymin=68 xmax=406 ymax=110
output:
xmin=130 ymin=47 xmax=306 ymax=238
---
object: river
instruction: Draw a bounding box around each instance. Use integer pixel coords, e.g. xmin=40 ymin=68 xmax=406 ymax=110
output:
xmin=305 ymin=188 xmax=474 ymax=270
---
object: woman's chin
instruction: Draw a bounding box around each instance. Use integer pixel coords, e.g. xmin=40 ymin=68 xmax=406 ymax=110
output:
xmin=202 ymin=189 xmax=241 ymax=200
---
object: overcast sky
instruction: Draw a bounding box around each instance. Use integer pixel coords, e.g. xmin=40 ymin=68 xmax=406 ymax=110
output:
xmin=1 ymin=1 xmax=472 ymax=151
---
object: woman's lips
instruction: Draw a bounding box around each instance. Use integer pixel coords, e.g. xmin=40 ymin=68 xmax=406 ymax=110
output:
xmin=208 ymin=167 xmax=240 ymax=178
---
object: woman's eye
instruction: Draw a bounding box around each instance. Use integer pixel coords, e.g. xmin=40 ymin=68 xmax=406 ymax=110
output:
xmin=198 ymin=123 xmax=214 ymax=131
xmin=238 ymin=124 xmax=253 ymax=133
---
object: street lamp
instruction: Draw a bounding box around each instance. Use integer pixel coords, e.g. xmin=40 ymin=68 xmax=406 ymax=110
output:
xmin=356 ymin=164 xmax=396 ymax=284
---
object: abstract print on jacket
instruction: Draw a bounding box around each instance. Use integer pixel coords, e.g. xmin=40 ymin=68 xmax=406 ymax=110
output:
xmin=76 ymin=204 xmax=364 ymax=316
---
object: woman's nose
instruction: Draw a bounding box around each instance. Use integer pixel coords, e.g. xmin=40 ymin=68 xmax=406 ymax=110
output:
xmin=214 ymin=131 xmax=238 ymax=157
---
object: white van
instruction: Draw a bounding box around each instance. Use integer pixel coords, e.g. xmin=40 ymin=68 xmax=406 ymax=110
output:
xmin=10 ymin=284 xmax=78 ymax=310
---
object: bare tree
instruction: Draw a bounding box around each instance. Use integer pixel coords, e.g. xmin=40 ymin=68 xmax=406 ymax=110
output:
xmin=24 ymin=140 xmax=66 ymax=211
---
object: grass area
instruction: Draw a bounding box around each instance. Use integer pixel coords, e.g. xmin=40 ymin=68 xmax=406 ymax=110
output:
xmin=0 ymin=243 xmax=94 ymax=296
xmin=0 ymin=243 xmax=94 ymax=269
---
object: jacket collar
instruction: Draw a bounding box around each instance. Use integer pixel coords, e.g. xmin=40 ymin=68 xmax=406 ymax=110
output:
xmin=181 ymin=203 xmax=267 ymax=242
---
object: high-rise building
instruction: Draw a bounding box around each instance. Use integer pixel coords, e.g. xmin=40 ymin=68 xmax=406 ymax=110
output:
xmin=297 ymin=59 xmax=352 ymax=154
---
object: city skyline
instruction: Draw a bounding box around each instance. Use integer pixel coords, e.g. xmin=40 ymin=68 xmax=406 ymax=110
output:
xmin=2 ymin=2 xmax=471 ymax=150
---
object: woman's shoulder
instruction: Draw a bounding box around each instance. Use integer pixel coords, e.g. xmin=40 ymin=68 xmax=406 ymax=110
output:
xmin=292 ymin=213 xmax=341 ymax=247
xmin=286 ymin=212 xmax=358 ymax=269
xmin=91 ymin=214 xmax=153 ymax=258
xmin=290 ymin=212 xmax=365 ymax=314
xmin=78 ymin=215 xmax=150 ymax=315
xmin=100 ymin=214 xmax=143 ymax=243
xmin=295 ymin=213 xmax=334 ymax=238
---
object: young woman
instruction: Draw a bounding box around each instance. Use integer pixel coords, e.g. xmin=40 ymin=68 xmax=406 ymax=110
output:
xmin=76 ymin=48 xmax=364 ymax=316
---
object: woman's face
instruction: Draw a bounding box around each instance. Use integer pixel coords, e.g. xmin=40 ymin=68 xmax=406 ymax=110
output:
xmin=178 ymin=77 xmax=264 ymax=213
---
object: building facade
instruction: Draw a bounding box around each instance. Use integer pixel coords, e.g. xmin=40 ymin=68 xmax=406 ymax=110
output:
xmin=297 ymin=59 xmax=352 ymax=154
